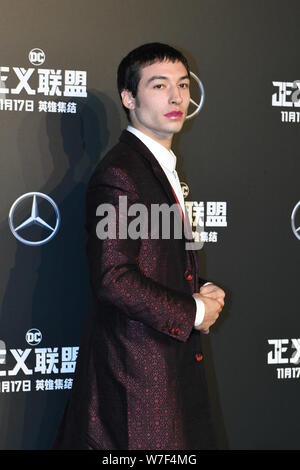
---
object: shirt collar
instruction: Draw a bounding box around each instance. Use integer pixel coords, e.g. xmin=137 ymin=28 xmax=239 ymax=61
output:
xmin=126 ymin=125 xmax=177 ymax=173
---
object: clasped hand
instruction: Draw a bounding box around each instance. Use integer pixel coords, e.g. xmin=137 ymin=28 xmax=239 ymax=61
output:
xmin=193 ymin=284 xmax=225 ymax=334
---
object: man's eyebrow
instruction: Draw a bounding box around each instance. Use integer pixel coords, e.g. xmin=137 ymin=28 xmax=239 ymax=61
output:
xmin=146 ymin=75 xmax=190 ymax=85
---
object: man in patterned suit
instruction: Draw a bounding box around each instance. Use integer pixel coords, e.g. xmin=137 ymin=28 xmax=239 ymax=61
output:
xmin=53 ymin=42 xmax=225 ymax=450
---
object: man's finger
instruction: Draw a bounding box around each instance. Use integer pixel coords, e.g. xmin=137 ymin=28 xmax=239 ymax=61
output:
xmin=201 ymin=328 xmax=210 ymax=334
xmin=200 ymin=284 xmax=218 ymax=295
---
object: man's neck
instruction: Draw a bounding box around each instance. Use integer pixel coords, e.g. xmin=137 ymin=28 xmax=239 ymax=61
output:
xmin=128 ymin=123 xmax=173 ymax=150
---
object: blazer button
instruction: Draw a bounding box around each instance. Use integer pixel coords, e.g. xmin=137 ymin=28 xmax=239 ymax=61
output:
xmin=195 ymin=353 xmax=203 ymax=362
xmin=184 ymin=270 xmax=193 ymax=281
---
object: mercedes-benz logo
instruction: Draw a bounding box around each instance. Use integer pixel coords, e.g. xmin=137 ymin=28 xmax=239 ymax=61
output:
xmin=186 ymin=71 xmax=205 ymax=120
xmin=291 ymin=201 xmax=300 ymax=241
xmin=8 ymin=192 xmax=60 ymax=246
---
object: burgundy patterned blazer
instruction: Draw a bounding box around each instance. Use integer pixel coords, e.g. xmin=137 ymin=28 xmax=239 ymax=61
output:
xmin=52 ymin=129 xmax=216 ymax=450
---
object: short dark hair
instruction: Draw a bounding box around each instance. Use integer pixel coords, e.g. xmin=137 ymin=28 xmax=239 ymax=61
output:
xmin=117 ymin=42 xmax=190 ymax=122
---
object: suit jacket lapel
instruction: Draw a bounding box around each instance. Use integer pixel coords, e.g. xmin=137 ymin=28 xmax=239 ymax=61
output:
xmin=119 ymin=129 xmax=199 ymax=285
xmin=119 ymin=130 xmax=178 ymax=209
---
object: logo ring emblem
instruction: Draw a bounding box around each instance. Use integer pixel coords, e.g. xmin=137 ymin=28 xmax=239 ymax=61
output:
xmin=180 ymin=182 xmax=190 ymax=199
xmin=291 ymin=201 xmax=300 ymax=240
xmin=186 ymin=71 xmax=205 ymax=120
xmin=28 ymin=48 xmax=45 ymax=66
xmin=8 ymin=192 xmax=60 ymax=246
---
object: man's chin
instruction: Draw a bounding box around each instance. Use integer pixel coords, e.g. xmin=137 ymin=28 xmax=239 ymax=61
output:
xmin=167 ymin=121 xmax=185 ymax=134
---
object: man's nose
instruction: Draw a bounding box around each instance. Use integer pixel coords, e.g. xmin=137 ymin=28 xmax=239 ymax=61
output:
xmin=169 ymin=86 xmax=183 ymax=104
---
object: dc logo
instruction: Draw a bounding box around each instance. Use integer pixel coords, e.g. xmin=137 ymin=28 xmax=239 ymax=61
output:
xmin=181 ymin=182 xmax=189 ymax=199
xmin=28 ymin=48 xmax=45 ymax=66
xmin=26 ymin=329 xmax=42 ymax=346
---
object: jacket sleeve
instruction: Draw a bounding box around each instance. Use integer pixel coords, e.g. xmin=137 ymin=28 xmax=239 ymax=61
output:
xmin=85 ymin=165 xmax=196 ymax=342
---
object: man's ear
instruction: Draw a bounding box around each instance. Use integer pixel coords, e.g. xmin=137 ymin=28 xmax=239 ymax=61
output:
xmin=121 ymin=89 xmax=136 ymax=110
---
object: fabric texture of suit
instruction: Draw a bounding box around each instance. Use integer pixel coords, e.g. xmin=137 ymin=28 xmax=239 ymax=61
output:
xmin=52 ymin=129 xmax=216 ymax=450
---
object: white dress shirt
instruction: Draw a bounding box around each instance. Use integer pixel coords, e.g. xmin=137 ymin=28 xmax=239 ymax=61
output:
xmin=126 ymin=125 xmax=206 ymax=329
